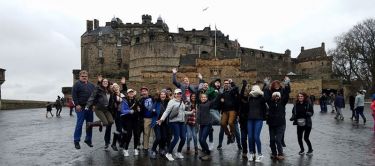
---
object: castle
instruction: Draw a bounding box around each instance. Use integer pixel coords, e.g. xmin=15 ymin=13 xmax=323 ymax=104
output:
xmin=64 ymin=14 xmax=350 ymax=101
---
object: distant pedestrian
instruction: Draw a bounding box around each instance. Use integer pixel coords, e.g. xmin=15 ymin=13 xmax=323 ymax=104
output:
xmin=67 ymin=98 xmax=74 ymax=116
xmin=72 ymin=70 xmax=96 ymax=149
xmin=354 ymin=90 xmax=366 ymax=124
xmin=46 ymin=102 xmax=54 ymax=118
xmin=349 ymin=94 xmax=356 ymax=120
xmin=55 ymin=96 xmax=63 ymax=117
xmin=334 ymin=93 xmax=345 ymax=120
xmin=371 ymin=94 xmax=375 ymax=131
xmin=329 ymin=92 xmax=336 ymax=113
xmin=291 ymin=92 xmax=314 ymax=156
xmin=319 ymin=93 xmax=328 ymax=113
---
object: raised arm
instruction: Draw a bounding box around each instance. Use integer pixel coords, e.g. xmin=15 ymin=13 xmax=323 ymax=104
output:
xmin=120 ymin=77 xmax=128 ymax=94
xmin=85 ymin=87 xmax=99 ymax=109
xmin=172 ymin=68 xmax=182 ymax=88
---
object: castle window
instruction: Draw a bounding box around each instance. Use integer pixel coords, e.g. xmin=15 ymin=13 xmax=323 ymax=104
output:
xmin=98 ymin=40 xmax=102 ymax=46
xmin=117 ymin=40 xmax=122 ymax=47
xmin=201 ymin=51 xmax=208 ymax=55
xmin=150 ymin=35 xmax=155 ymax=41
xmin=98 ymin=49 xmax=103 ymax=58
xmin=201 ymin=38 xmax=206 ymax=44
xmin=261 ymin=52 xmax=264 ymax=58
xmin=279 ymin=55 xmax=282 ymax=60
xmin=185 ymin=37 xmax=189 ymax=42
xmin=322 ymin=62 xmax=324 ymax=66
xmin=135 ymin=37 xmax=140 ymax=44
xmin=98 ymin=31 xmax=102 ymax=36
xmin=224 ymin=43 xmax=228 ymax=48
xmin=119 ymin=32 xmax=123 ymax=37
xmin=270 ymin=54 xmax=274 ymax=59
xmin=168 ymin=35 xmax=174 ymax=41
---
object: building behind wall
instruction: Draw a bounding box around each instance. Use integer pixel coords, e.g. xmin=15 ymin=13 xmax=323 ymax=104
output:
xmin=67 ymin=14 xmax=344 ymax=101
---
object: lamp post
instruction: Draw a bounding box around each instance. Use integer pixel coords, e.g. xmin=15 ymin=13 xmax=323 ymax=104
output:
xmin=0 ymin=68 xmax=5 ymax=110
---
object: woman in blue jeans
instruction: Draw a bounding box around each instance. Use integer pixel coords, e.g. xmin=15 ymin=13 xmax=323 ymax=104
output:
xmin=157 ymin=89 xmax=195 ymax=161
xmin=197 ymin=93 xmax=219 ymax=161
xmin=186 ymin=94 xmax=198 ymax=154
xmin=244 ymin=84 xmax=267 ymax=163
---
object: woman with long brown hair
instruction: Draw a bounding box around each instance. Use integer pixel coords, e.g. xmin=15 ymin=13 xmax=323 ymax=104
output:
xmin=290 ymin=92 xmax=314 ymax=156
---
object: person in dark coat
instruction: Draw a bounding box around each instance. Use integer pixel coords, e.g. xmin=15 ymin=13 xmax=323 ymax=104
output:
xmin=349 ymin=94 xmax=356 ymax=120
xmin=319 ymin=93 xmax=328 ymax=113
xmin=291 ymin=92 xmax=314 ymax=156
xmin=334 ymin=92 xmax=345 ymax=120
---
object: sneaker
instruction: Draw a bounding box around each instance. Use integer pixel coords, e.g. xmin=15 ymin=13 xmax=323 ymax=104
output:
xmin=84 ymin=140 xmax=93 ymax=147
xmin=200 ymin=155 xmax=212 ymax=161
xmin=306 ymin=150 xmax=313 ymax=156
xmin=111 ymin=144 xmax=118 ymax=151
xmin=165 ymin=153 xmax=174 ymax=161
xmin=134 ymin=149 xmax=139 ymax=156
xmin=194 ymin=147 xmax=199 ymax=155
xmin=209 ymin=142 xmax=214 ymax=151
xmin=248 ymin=153 xmax=255 ymax=162
xmin=175 ymin=152 xmax=184 ymax=159
xmin=123 ymin=149 xmax=129 ymax=157
xmin=150 ymin=151 xmax=157 ymax=159
xmin=299 ymin=150 xmax=305 ymax=155
xmin=255 ymin=154 xmax=263 ymax=162
xmin=104 ymin=144 xmax=109 ymax=150
xmin=74 ymin=142 xmax=81 ymax=149
xmin=217 ymin=145 xmax=222 ymax=150
xmin=242 ymin=153 xmax=248 ymax=158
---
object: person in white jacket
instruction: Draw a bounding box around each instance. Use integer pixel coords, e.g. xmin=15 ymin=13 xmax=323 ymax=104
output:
xmin=157 ymin=89 xmax=195 ymax=161
xmin=354 ymin=90 xmax=366 ymax=124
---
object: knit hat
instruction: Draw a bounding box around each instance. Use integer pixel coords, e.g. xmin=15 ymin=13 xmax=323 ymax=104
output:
xmin=249 ymin=85 xmax=264 ymax=97
xmin=272 ymin=92 xmax=281 ymax=98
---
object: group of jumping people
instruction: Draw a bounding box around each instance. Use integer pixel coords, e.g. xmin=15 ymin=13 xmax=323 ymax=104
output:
xmin=72 ymin=69 xmax=315 ymax=162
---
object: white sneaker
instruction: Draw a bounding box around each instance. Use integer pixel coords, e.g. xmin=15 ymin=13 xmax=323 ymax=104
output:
xmin=134 ymin=149 xmax=139 ymax=156
xmin=209 ymin=142 xmax=214 ymax=151
xmin=255 ymin=154 xmax=263 ymax=162
xmin=123 ymin=150 xmax=129 ymax=157
xmin=175 ymin=152 xmax=184 ymax=159
xmin=248 ymin=153 xmax=255 ymax=162
xmin=165 ymin=153 xmax=174 ymax=161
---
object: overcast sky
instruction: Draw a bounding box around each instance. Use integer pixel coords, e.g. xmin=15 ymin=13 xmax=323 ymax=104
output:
xmin=0 ymin=0 xmax=374 ymax=101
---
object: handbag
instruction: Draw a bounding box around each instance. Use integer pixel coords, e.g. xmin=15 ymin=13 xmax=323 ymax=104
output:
xmin=169 ymin=101 xmax=183 ymax=119
xmin=210 ymin=109 xmax=221 ymax=126
xmin=297 ymin=118 xmax=306 ymax=126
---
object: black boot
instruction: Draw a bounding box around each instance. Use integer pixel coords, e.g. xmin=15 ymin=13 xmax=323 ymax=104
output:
xmin=111 ymin=133 xmax=119 ymax=151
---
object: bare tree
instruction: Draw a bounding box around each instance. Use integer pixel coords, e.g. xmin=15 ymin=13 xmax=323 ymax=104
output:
xmin=330 ymin=18 xmax=375 ymax=92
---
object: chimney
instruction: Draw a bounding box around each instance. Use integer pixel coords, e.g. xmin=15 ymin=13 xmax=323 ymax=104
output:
xmin=94 ymin=19 xmax=99 ymax=29
xmin=321 ymin=42 xmax=325 ymax=50
xmin=285 ymin=49 xmax=291 ymax=56
xmin=86 ymin=20 xmax=93 ymax=32
xmin=301 ymin=46 xmax=304 ymax=52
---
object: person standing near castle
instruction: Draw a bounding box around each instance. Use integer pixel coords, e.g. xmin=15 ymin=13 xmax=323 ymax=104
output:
xmin=157 ymin=89 xmax=195 ymax=161
xmin=349 ymin=94 xmax=356 ymax=120
xmin=218 ymin=79 xmax=239 ymax=144
xmin=138 ymin=86 xmax=154 ymax=154
xmin=72 ymin=70 xmax=96 ymax=149
xmin=172 ymin=68 xmax=203 ymax=102
xmin=334 ymin=92 xmax=345 ymax=120
xmin=319 ymin=93 xmax=328 ymax=113
xmin=85 ymin=77 xmax=114 ymax=150
xmin=67 ymin=98 xmax=74 ymax=116
xmin=55 ymin=96 xmax=63 ymax=117
xmin=263 ymin=77 xmax=291 ymax=148
xmin=354 ymin=90 xmax=366 ymax=125
xmin=46 ymin=102 xmax=54 ymax=118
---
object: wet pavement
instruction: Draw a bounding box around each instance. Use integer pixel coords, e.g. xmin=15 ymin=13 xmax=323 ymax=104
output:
xmin=0 ymin=104 xmax=374 ymax=166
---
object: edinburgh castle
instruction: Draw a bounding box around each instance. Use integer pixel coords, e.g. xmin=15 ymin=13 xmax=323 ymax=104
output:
xmin=65 ymin=14 xmax=352 ymax=101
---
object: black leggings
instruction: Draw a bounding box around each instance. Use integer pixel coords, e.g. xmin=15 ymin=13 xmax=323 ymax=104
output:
xmin=121 ymin=115 xmax=140 ymax=150
xmin=297 ymin=126 xmax=312 ymax=151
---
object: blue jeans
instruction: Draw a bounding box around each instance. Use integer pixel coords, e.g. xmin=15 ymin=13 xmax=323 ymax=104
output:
xmin=168 ymin=122 xmax=186 ymax=153
xmin=199 ymin=124 xmax=212 ymax=155
xmin=73 ymin=109 xmax=94 ymax=142
xmin=186 ymin=125 xmax=198 ymax=148
xmin=247 ymin=120 xmax=263 ymax=154
xmin=320 ymin=102 xmax=327 ymax=112
xmin=355 ymin=106 xmax=366 ymax=122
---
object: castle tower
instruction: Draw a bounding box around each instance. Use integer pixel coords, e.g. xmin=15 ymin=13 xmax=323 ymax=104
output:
xmin=142 ymin=14 xmax=152 ymax=24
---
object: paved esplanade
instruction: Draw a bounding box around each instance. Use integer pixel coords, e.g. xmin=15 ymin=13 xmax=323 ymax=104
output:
xmin=0 ymin=104 xmax=374 ymax=166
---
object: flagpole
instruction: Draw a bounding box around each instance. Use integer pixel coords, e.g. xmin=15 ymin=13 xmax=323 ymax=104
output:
xmin=236 ymin=39 xmax=238 ymax=57
xmin=215 ymin=25 xmax=217 ymax=58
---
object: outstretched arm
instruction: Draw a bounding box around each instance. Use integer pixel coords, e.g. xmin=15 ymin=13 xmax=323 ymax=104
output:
xmin=172 ymin=68 xmax=181 ymax=88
